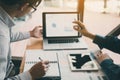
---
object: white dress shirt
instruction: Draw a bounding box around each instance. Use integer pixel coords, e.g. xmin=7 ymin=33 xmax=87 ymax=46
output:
xmin=0 ymin=6 xmax=32 ymax=80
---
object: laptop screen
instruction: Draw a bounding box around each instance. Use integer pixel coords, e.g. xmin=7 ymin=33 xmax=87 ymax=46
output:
xmin=43 ymin=12 xmax=81 ymax=38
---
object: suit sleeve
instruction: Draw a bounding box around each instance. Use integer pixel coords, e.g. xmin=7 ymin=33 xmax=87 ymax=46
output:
xmin=100 ymin=59 xmax=120 ymax=80
xmin=10 ymin=31 xmax=30 ymax=42
xmin=93 ymin=35 xmax=120 ymax=53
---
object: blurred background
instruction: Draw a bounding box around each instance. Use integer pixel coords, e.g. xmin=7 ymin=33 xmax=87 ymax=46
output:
xmin=42 ymin=0 xmax=120 ymax=14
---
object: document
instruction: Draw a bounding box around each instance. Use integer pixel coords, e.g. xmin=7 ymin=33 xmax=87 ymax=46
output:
xmin=67 ymin=52 xmax=98 ymax=71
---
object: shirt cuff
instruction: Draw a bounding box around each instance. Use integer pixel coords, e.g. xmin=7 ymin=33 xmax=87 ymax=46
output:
xmin=100 ymin=59 xmax=113 ymax=68
xmin=24 ymin=32 xmax=31 ymax=39
xmin=18 ymin=71 xmax=32 ymax=80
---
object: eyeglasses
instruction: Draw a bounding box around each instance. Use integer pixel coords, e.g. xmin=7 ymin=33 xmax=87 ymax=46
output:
xmin=29 ymin=5 xmax=37 ymax=13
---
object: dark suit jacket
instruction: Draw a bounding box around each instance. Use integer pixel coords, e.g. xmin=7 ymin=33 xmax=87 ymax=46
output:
xmin=93 ymin=35 xmax=120 ymax=80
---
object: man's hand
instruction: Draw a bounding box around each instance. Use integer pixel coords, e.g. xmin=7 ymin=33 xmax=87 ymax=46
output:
xmin=29 ymin=61 xmax=49 ymax=80
xmin=73 ymin=21 xmax=95 ymax=40
xmin=95 ymin=52 xmax=112 ymax=64
xmin=30 ymin=26 xmax=43 ymax=38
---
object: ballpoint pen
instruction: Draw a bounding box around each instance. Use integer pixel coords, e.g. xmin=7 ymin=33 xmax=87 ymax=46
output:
xmin=39 ymin=57 xmax=43 ymax=61
xmin=39 ymin=57 xmax=57 ymax=63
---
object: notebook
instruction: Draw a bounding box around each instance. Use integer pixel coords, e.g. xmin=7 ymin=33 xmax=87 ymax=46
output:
xmin=23 ymin=50 xmax=61 ymax=80
xmin=42 ymin=12 xmax=88 ymax=50
xmin=67 ymin=52 xmax=98 ymax=71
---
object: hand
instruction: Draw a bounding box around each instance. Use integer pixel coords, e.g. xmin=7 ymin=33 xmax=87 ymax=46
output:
xmin=73 ymin=21 xmax=95 ymax=40
xmin=30 ymin=26 xmax=43 ymax=38
xmin=95 ymin=52 xmax=112 ymax=64
xmin=29 ymin=61 xmax=49 ymax=79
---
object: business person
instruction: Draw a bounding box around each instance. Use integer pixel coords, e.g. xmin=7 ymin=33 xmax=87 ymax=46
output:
xmin=0 ymin=0 xmax=49 ymax=80
xmin=73 ymin=21 xmax=120 ymax=80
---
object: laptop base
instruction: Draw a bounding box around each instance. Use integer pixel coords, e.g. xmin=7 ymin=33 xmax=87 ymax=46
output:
xmin=43 ymin=38 xmax=88 ymax=50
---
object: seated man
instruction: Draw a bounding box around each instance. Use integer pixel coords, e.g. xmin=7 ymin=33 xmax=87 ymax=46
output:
xmin=0 ymin=0 xmax=49 ymax=80
xmin=73 ymin=21 xmax=120 ymax=80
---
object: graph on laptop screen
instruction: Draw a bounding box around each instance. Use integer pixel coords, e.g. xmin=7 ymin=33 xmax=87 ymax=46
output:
xmin=43 ymin=12 xmax=80 ymax=38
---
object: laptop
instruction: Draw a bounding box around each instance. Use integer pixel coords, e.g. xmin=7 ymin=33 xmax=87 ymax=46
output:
xmin=42 ymin=12 xmax=88 ymax=50
xmin=67 ymin=52 xmax=99 ymax=71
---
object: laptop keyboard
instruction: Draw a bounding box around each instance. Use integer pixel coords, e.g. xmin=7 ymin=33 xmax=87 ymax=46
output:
xmin=48 ymin=38 xmax=79 ymax=44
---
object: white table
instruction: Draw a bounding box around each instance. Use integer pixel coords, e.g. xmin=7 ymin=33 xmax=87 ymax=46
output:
xmin=23 ymin=50 xmax=107 ymax=80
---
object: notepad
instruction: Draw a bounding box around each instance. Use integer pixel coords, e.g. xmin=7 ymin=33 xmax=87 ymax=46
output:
xmin=67 ymin=52 xmax=98 ymax=71
xmin=24 ymin=50 xmax=61 ymax=80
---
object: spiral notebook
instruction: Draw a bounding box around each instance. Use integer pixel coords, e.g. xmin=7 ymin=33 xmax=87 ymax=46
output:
xmin=23 ymin=50 xmax=61 ymax=80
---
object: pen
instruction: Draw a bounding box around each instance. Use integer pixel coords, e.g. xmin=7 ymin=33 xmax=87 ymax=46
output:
xmin=49 ymin=61 xmax=58 ymax=63
xmin=102 ymin=76 xmax=108 ymax=80
xmin=39 ymin=57 xmax=57 ymax=63
xmin=89 ymin=76 xmax=92 ymax=80
xmin=39 ymin=57 xmax=43 ymax=61
xmin=97 ymin=76 xmax=101 ymax=80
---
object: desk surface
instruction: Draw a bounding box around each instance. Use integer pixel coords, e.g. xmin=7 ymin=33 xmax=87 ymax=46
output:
xmin=56 ymin=50 xmax=105 ymax=80
xmin=20 ymin=37 xmax=109 ymax=80
xmin=20 ymin=37 xmax=120 ymax=79
xmin=23 ymin=49 xmax=107 ymax=80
